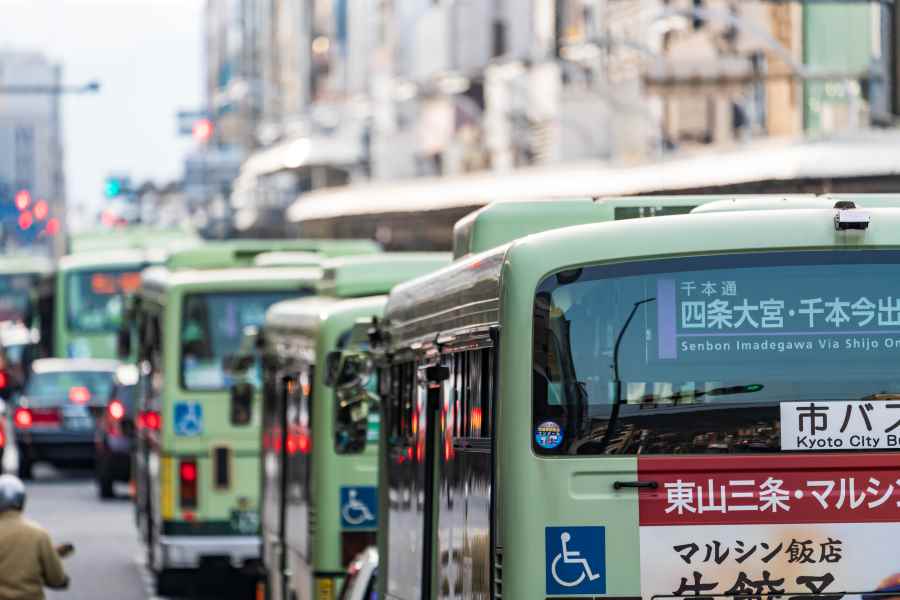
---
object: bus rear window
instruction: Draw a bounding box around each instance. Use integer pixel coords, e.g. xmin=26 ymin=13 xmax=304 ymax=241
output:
xmin=0 ymin=274 xmax=35 ymax=323
xmin=180 ymin=291 xmax=299 ymax=391
xmin=533 ymin=251 xmax=900 ymax=455
xmin=66 ymin=268 xmax=142 ymax=333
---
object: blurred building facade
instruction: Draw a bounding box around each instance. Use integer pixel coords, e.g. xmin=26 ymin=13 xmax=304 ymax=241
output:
xmin=0 ymin=50 xmax=65 ymax=249
xmin=202 ymin=0 xmax=900 ymax=232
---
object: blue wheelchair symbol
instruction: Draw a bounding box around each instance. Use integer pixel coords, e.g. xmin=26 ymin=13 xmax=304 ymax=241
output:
xmin=173 ymin=402 xmax=204 ymax=437
xmin=340 ymin=486 xmax=377 ymax=529
xmin=545 ymin=526 xmax=606 ymax=595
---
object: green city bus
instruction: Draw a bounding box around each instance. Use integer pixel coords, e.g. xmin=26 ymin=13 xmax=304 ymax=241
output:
xmin=373 ymin=196 xmax=900 ymax=599
xmin=130 ymin=256 xmax=325 ymax=596
xmin=55 ymin=249 xmax=153 ymax=359
xmin=258 ymin=253 xmax=450 ymax=600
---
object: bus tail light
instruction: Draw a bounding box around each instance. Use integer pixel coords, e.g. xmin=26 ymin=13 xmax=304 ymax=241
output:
xmin=138 ymin=410 xmax=161 ymax=431
xmin=179 ymin=459 xmax=198 ymax=509
xmin=341 ymin=531 xmax=376 ymax=567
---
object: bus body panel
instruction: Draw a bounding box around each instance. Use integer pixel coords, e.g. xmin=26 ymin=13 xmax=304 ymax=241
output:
xmin=264 ymin=295 xmax=387 ymax=600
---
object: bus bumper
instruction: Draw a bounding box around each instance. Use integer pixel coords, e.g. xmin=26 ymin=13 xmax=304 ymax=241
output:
xmin=159 ymin=535 xmax=261 ymax=569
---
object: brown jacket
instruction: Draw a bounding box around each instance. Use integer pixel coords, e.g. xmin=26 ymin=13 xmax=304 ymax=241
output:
xmin=0 ymin=510 xmax=68 ymax=600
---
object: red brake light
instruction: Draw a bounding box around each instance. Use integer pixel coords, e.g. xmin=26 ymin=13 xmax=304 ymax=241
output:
xmin=180 ymin=461 xmax=197 ymax=483
xmin=179 ymin=459 xmax=198 ymax=509
xmin=0 ymin=371 xmax=8 ymax=389
xmin=108 ymin=400 xmax=125 ymax=421
xmin=69 ymin=386 xmax=91 ymax=404
xmin=139 ymin=410 xmax=160 ymax=431
xmin=14 ymin=407 xmax=32 ymax=428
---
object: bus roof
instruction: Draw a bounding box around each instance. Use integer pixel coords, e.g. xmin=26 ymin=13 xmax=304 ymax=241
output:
xmin=452 ymin=195 xmax=767 ymax=258
xmin=384 ymin=201 xmax=900 ymax=349
xmin=265 ymin=294 xmax=387 ymax=342
xmin=165 ymin=239 xmax=380 ymax=270
xmin=692 ymin=194 xmax=900 ymax=214
xmin=0 ymin=255 xmax=54 ymax=276
xmin=140 ymin=265 xmax=323 ymax=296
xmin=317 ymin=252 xmax=452 ymax=298
xmin=58 ymin=248 xmax=151 ymax=272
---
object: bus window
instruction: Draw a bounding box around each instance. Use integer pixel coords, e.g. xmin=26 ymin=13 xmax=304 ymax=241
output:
xmin=66 ymin=269 xmax=141 ymax=333
xmin=533 ymin=250 xmax=900 ymax=455
xmin=0 ymin=274 xmax=34 ymax=323
xmin=180 ymin=291 xmax=295 ymax=391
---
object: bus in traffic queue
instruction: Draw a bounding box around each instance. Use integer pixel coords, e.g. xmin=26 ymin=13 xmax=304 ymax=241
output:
xmin=0 ymin=255 xmax=54 ymax=360
xmin=55 ymin=249 xmax=152 ymax=359
xmin=257 ymin=253 xmax=450 ymax=600
xmin=372 ymin=196 xmax=900 ymax=600
xmin=130 ymin=257 xmax=325 ymax=596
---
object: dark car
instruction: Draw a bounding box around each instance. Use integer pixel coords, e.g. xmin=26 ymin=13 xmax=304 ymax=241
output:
xmin=95 ymin=364 xmax=139 ymax=498
xmin=13 ymin=358 xmax=118 ymax=479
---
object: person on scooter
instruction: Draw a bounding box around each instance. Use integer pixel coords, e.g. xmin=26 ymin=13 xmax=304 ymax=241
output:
xmin=0 ymin=474 xmax=70 ymax=599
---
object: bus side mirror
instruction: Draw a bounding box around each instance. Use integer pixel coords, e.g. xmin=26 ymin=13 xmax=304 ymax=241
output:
xmin=230 ymin=381 xmax=254 ymax=426
xmin=324 ymin=351 xmax=342 ymax=386
xmin=116 ymin=327 xmax=132 ymax=360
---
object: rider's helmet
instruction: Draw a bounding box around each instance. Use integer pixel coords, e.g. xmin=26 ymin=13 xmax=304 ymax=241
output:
xmin=0 ymin=474 xmax=25 ymax=512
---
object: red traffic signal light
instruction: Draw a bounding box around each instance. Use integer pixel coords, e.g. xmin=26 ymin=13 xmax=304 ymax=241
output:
xmin=18 ymin=211 xmax=33 ymax=230
xmin=14 ymin=190 xmax=31 ymax=211
xmin=192 ymin=119 xmax=214 ymax=142
xmin=45 ymin=218 xmax=60 ymax=236
xmin=33 ymin=200 xmax=48 ymax=221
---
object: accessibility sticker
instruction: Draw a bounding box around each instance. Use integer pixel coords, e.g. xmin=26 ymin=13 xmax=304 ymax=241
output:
xmin=545 ymin=526 xmax=606 ymax=595
xmin=340 ymin=486 xmax=377 ymax=529
xmin=173 ymin=402 xmax=204 ymax=437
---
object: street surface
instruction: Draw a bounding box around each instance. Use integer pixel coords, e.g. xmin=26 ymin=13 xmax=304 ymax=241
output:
xmin=27 ymin=465 xmax=151 ymax=600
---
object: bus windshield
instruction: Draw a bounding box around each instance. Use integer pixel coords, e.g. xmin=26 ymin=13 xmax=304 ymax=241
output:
xmin=181 ymin=291 xmax=298 ymax=391
xmin=0 ymin=274 xmax=35 ymax=323
xmin=533 ymin=251 xmax=900 ymax=455
xmin=66 ymin=268 xmax=142 ymax=333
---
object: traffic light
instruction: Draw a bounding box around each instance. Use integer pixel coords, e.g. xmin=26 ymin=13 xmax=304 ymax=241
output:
xmin=14 ymin=190 xmax=31 ymax=211
xmin=45 ymin=217 xmax=60 ymax=236
xmin=33 ymin=200 xmax=48 ymax=221
xmin=104 ymin=178 xmax=123 ymax=198
xmin=192 ymin=119 xmax=214 ymax=143
xmin=18 ymin=211 xmax=33 ymax=230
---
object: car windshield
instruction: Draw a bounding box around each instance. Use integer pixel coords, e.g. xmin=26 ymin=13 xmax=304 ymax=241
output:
xmin=0 ymin=274 xmax=35 ymax=323
xmin=66 ymin=268 xmax=143 ymax=333
xmin=533 ymin=250 xmax=900 ymax=455
xmin=180 ymin=291 xmax=300 ymax=391
xmin=25 ymin=370 xmax=115 ymax=407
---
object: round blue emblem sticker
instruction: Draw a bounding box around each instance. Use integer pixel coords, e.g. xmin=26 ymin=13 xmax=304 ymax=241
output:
xmin=535 ymin=420 xmax=563 ymax=449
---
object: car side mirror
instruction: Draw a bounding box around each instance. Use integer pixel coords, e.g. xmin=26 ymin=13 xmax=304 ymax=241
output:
xmin=230 ymin=381 xmax=254 ymax=426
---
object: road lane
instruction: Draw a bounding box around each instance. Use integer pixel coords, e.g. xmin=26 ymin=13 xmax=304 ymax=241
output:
xmin=26 ymin=466 xmax=147 ymax=600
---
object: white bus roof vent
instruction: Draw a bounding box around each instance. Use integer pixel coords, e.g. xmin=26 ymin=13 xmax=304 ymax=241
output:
xmin=833 ymin=200 xmax=870 ymax=231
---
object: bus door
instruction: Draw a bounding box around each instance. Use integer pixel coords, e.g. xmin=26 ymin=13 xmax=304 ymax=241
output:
xmin=435 ymin=346 xmax=494 ymax=600
xmin=284 ymin=369 xmax=314 ymax=600
xmin=261 ymin=367 xmax=290 ymax=600
xmin=384 ymin=360 xmax=443 ymax=600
